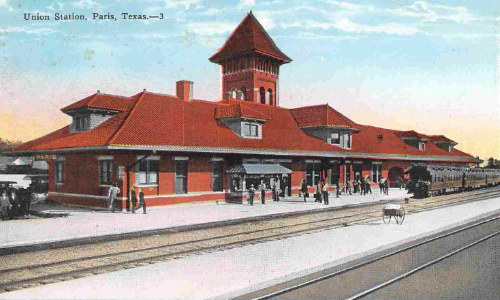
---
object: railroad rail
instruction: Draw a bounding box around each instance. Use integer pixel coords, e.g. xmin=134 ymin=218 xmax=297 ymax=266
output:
xmin=244 ymin=214 xmax=500 ymax=300
xmin=1 ymin=187 xmax=500 ymax=294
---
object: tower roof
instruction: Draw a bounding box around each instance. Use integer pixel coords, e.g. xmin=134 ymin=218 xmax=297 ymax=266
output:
xmin=209 ymin=11 xmax=292 ymax=64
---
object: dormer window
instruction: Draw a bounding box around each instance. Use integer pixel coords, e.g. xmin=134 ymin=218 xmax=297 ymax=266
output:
xmin=327 ymin=131 xmax=351 ymax=149
xmin=74 ymin=115 xmax=89 ymax=132
xmin=448 ymin=145 xmax=453 ymax=152
xmin=242 ymin=121 xmax=261 ymax=139
xmin=418 ymin=142 xmax=426 ymax=151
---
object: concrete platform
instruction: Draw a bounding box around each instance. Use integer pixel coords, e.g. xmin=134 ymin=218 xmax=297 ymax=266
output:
xmin=2 ymin=194 xmax=500 ymax=299
xmin=0 ymin=189 xmax=409 ymax=251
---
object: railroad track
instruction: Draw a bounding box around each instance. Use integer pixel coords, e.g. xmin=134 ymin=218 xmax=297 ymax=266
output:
xmin=244 ymin=214 xmax=500 ymax=300
xmin=1 ymin=187 xmax=499 ymax=294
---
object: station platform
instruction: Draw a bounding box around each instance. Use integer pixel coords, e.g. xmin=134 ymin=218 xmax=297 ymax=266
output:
xmin=0 ymin=189 xmax=409 ymax=251
xmin=3 ymin=193 xmax=500 ymax=299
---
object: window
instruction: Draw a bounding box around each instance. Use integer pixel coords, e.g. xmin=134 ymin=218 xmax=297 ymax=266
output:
xmin=99 ymin=160 xmax=113 ymax=185
xmin=55 ymin=160 xmax=64 ymax=183
xmin=371 ymin=162 xmax=382 ymax=183
xmin=74 ymin=116 xmax=89 ymax=131
xmin=343 ymin=133 xmax=351 ymax=149
xmin=259 ymin=87 xmax=265 ymax=104
xmin=306 ymin=161 xmax=321 ymax=187
xmin=136 ymin=159 xmax=158 ymax=185
xmin=329 ymin=161 xmax=339 ymax=184
xmin=175 ymin=160 xmax=188 ymax=194
xmin=242 ymin=122 xmax=260 ymax=138
xmin=268 ymin=89 xmax=273 ymax=106
xmin=448 ymin=145 xmax=453 ymax=152
xmin=330 ymin=133 xmax=341 ymax=145
xmin=418 ymin=142 xmax=425 ymax=151
xmin=328 ymin=131 xmax=351 ymax=148
xmin=212 ymin=161 xmax=223 ymax=192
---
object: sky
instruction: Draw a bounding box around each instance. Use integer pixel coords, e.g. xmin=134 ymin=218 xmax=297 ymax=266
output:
xmin=0 ymin=0 xmax=498 ymax=161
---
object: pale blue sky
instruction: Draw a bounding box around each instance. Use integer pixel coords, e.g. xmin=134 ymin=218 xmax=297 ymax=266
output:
xmin=0 ymin=0 xmax=498 ymax=159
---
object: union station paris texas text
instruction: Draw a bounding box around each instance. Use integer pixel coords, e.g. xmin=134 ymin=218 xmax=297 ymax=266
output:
xmin=8 ymin=12 xmax=478 ymax=210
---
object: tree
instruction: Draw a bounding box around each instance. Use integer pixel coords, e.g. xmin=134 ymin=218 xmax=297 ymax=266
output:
xmin=0 ymin=138 xmax=23 ymax=152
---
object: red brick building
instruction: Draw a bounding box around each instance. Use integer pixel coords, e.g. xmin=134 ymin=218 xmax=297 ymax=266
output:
xmin=10 ymin=12 xmax=477 ymax=209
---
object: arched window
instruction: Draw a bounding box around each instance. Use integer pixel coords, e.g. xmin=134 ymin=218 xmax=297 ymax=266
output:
xmin=240 ymin=87 xmax=247 ymax=101
xmin=268 ymin=89 xmax=273 ymax=106
xmin=265 ymin=90 xmax=270 ymax=104
xmin=259 ymin=87 xmax=265 ymax=104
xmin=231 ymin=89 xmax=237 ymax=99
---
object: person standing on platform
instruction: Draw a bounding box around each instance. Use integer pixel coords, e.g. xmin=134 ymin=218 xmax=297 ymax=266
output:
xmin=275 ymin=178 xmax=281 ymax=201
xmin=315 ymin=181 xmax=323 ymax=203
xmin=346 ymin=180 xmax=352 ymax=195
xmin=365 ymin=177 xmax=372 ymax=194
xmin=360 ymin=178 xmax=365 ymax=196
xmin=300 ymin=179 xmax=308 ymax=202
xmin=323 ymin=180 xmax=329 ymax=205
xmin=130 ymin=186 xmax=137 ymax=213
xmin=336 ymin=178 xmax=341 ymax=198
xmin=137 ymin=188 xmax=146 ymax=214
xmin=379 ymin=177 xmax=386 ymax=194
xmin=260 ymin=181 xmax=266 ymax=204
xmin=107 ymin=183 xmax=120 ymax=213
xmin=272 ymin=181 xmax=277 ymax=202
xmin=385 ymin=179 xmax=390 ymax=195
xmin=248 ymin=184 xmax=255 ymax=206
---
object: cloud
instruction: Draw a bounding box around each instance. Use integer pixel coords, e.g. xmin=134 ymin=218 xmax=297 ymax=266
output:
xmin=47 ymin=1 xmax=64 ymax=11
xmin=164 ymin=0 xmax=203 ymax=10
xmin=240 ymin=0 xmax=256 ymax=7
xmin=278 ymin=31 xmax=360 ymax=41
xmin=186 ymin=22 xmax=236 ymax=36
xmin=0 ymin=0 xmax=14 ymax=12
xmin=0 ymin=26 xmax=58 ymax=35
xmin=333 ymin=19 xmax=420 ymax=35
xmin=73 ymin=0 xmax=101 ymax=10
xmin=389 ymin=1 xmax=476 ymax=24
xmin=295 ymin=19 xmax=419 ymax=36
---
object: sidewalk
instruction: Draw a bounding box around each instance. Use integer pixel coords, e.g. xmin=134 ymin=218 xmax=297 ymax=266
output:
xmin=0 ymin=189 xmax=409 ymax=249
xmin=3 ymin=195 xmax=500 ymax=299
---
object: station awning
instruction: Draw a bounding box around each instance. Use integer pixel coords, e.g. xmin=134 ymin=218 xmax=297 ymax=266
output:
xmin=226 ymin=164 xmax=292 ymax=175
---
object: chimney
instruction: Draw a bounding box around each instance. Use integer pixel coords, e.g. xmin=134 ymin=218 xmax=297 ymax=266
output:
xmin=176 ymin=80 xmax=193 ymax=102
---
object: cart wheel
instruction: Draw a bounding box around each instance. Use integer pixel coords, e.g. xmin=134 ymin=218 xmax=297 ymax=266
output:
xmin=395 ymin=207 xmax=405 ymax=225
xmin=382 ymin=212 xmax=390 ymax=224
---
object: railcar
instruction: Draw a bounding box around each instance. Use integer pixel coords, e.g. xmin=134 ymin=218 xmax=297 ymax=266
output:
xmin=405 ymin=165 xmax=500 ymax=198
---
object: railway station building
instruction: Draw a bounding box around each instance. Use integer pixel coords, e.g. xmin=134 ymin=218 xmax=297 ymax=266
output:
xmin=9 ymin=12 xmax=478 ymax=209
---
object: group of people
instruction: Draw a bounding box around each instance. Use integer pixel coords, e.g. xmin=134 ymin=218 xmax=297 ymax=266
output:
xmin=246 ymin=178 xmax=283 ymax=206
xmin=0 ymin=184 xmax=33 ymax=220
xmin=299 ymin=179 xmax=331 ymax=204
xmin=297 ymin=175 xmax=390 ymax=203
xmin=106 ymin=183 xmax=147 ymax=214
xmin=344 ymin=176 xmax=373 ymax=196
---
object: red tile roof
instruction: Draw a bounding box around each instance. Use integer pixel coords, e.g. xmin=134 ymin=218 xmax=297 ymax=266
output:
xmin=209 ymin=12 xmax=291 ymax=63
xmin=11 ymin=91 xmax=476 ymax=162
xmin=290 ymin=104 xmax=357 ymax=129
xmin=215 ymin=101 xmax=269 ymax=121
xmin=108 ymin=93 xmax=343 ymax=153
xmin=428 ymin=135 xmax=457 ymax=144
xmin=349 ymin=125 xmax=472 ymax=158
xmin=61 ymin=93 xmax=133 ymax=113
xmin=395 ymin=130 xmax=428 ymax=140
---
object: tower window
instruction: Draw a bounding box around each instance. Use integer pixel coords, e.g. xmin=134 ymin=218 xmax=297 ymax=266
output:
xmin=239 ymin=88 xmax=246 ymax=101
xmin=259 ymin=87 xmax=265 ymax=104
xmin=231 ymin=89 xmax=237 ymax=99
xmin=268 ymin=89 xmax=273 ymax=106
